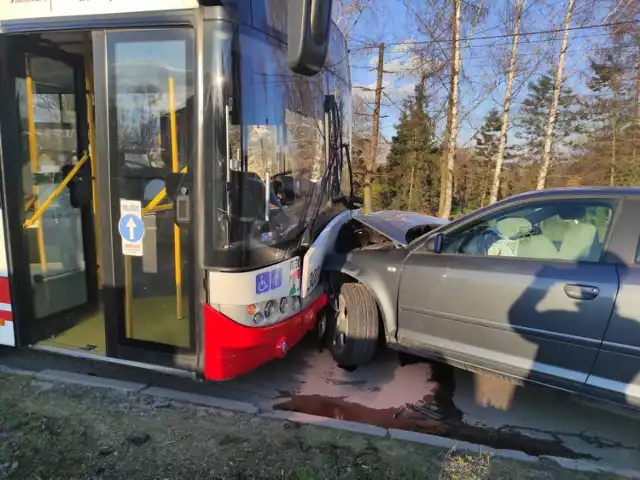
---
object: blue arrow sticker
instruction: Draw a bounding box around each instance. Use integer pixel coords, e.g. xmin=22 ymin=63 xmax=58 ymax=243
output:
xmin=118 ymin=214 xmax=144 ymax=243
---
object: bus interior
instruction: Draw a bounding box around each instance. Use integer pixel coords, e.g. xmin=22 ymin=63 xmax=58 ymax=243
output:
xmin=16 ymin=29 xmax=193 ymax=357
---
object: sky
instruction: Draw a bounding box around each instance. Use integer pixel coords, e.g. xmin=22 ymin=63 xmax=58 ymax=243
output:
xmin=343 ymin=0 xmax=622 ymax=148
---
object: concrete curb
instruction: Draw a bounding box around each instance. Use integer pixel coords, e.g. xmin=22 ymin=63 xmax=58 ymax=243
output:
xmin=36 ymin=369 xmax=147 ymax=392
xmin=141 ymin=387 xmax=259 ymax=414
xmin=2 ymin=366 xmax=639 ymax=479
xmin=261 ymin=410 xmax=387 ymax=437
xmin=540 ymin=456 xmax=640 ymax=479
xmin=0 ymin=365 xmax=35 ymax=376
xmin=389 ymin=428 xmax=540 ymax=463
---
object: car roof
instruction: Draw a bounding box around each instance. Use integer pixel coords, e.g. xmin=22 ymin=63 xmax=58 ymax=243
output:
xmin=500 ymin=187 xmax=640 ymax=204
xmin=444 ymin=187 xmax=640 ymax=228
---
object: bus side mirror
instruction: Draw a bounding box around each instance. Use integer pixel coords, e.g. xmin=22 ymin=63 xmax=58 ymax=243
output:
xmin=287 ymin=0 xmax=332 ymax=76
xmin=424 ymin=233 xmax=443 ymax=254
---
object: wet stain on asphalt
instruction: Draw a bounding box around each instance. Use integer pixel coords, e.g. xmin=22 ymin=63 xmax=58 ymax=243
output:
xmin=276 ymin=353 xmax=592 ymax=460
xmin=326 ymin=379 xmax=368 ymax=387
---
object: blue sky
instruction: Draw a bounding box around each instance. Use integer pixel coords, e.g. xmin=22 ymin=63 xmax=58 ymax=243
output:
xmin=343 ymin=0 xmax=620 ymax=147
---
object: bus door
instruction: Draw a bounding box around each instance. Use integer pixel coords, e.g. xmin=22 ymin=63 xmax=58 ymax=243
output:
xmin=4 ymin=36 xmax=99 ymax=345
xmin=94 ymin=29 xmax=197 ymax=369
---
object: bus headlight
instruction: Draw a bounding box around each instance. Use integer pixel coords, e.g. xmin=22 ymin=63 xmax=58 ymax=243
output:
xmin=279 ymin=297 xmax=288 ymax=313
xmin=253 ymin=312 xmax=265 ymax=325
xmin=292 ymin=296 xmax=301 ymax=312
xmin=265 ymin=300 xmax=277 ymax=319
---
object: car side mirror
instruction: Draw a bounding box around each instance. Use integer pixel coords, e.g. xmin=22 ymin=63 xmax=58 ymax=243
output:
xmin=287 ymin=0 xmax=332 ymax=75
xmin=424 ymin=233 xmax=444 ymax=254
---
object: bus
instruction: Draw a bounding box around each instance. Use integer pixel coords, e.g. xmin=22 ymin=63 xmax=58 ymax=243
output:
xmin=0 ymin=0 xmax=353 ymax=380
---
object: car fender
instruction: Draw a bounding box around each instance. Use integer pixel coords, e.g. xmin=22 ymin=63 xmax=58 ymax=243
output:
xmin=301 ymin=209 xmax=355 ymax=298
xmin=323 ymin=248 xmax=407 ymax=338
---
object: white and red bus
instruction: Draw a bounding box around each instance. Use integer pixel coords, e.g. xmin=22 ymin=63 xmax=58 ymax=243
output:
xmin=0 ymin=0 xmax=353 ymax=380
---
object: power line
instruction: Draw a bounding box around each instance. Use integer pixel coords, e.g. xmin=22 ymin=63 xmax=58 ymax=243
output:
xmin=350 ymin=37 xmax=640 ymax=73
xmin=350 ymin=30 xmax=634 ymax=67
xmin=349 ymin=19 xmax=640 ymax=51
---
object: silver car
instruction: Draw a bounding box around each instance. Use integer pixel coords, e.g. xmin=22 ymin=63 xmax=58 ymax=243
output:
xmin=323 ymin=187 xmax=640 ymax=409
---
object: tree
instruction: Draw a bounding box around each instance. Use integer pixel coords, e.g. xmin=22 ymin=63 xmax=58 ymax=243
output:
xmin=383 ymin=77 xmax=441 ymax=214
xmin=564 ymin=48 xmax=638 ymax=187
xmin=474 ymin=108 xmax=502 ymax=207
xmin=350 ymin=93 xmax=374 ymax=198
xmin=489 ymin=0 xmax=526 ymax=204
xmin=363 ymin=43 xmax=385 ymax=213
xmin=440 ymin=0 xmax=462 ymax=219
xmin=515 ymin=74 xmax=581 ymax=165
xmin=536 ymin=0 xmax=575 ymax=190
xmin=588 ymin=53 xmax=628 ymax=185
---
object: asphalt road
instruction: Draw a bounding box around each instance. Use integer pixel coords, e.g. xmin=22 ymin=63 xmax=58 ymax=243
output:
xmin=1 ymin=339 xmax=639 ymax=473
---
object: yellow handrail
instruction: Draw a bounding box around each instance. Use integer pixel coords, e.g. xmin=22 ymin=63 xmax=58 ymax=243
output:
xmin=169 ymin=76 xmax=183 ymax=321
xmin=24 ymin=195 xmax=37 ymax=212
xmin=26 ymin=70 xmax=48 ymax=272
xmin=147 ymin=203 xmax=173 ymax=213
xmin=23 ymin=152 xmax=89 ymax=228
xmin=85 ymin=40 xmax=102 ymax=287
xmin=141 ymin=164 xmax=187 ymax=215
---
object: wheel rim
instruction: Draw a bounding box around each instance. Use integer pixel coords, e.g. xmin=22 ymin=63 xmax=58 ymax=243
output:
xmin=332 ymin=294 xmax=347 ymax=354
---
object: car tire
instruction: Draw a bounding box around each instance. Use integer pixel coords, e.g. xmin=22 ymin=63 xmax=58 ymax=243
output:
xmin=330 ymin=282 xmax=379 ymax=368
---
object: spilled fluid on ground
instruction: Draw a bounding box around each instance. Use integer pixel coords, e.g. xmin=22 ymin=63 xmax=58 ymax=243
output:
xmin=276 ymin=352 xmax=589 ymax=460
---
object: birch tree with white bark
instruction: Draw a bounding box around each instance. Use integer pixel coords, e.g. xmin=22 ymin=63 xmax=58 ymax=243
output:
xmin=536 ymin=0 xmax=575 ymax=190
xmin=488 ymin=0 xmax=527 ymax=204
xmin=439 ymin=0 xmax=462 ymax=219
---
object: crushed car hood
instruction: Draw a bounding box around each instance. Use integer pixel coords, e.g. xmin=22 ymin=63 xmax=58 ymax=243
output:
xmin=353 ymin=210 xmax=449 ymax=246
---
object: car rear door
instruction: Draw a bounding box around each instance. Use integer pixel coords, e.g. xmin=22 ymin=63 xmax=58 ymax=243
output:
xmin=584 ymin=198 xmax=640 ymax=407
xmin=397 ymin=196 xmax=619 ymax=390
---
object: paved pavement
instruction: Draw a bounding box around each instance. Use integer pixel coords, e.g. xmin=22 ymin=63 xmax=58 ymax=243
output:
xmin=1 ymin=339 xmax=640 ymax=472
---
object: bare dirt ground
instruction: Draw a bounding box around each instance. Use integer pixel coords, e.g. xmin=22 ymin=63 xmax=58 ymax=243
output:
xmin=0 ymin=372 xmax=624 ymax=479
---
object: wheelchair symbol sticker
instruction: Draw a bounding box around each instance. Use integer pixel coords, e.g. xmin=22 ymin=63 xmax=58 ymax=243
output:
xmin=255 ymin=268 xmax=283 ymax=295
xmin=256 ymin=272 xmax=270 ymax=294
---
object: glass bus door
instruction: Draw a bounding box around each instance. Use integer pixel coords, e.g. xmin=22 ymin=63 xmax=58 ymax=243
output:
xmin=96 ymin=29 xmax=196 ymax=368
xmin=5 ymin=37 xmax=99 ymax=346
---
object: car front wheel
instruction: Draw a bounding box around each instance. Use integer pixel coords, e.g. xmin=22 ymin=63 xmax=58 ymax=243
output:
xmin=330 ymin=282 xmax=379 ymax=368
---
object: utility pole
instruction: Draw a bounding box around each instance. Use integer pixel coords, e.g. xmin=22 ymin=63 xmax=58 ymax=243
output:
xmin=364 ymin=42 xmax=384 ymax=214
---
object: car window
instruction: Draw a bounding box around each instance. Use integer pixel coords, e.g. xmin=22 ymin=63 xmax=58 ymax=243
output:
xmin=442 ymin=199 xmax=615 ymax=262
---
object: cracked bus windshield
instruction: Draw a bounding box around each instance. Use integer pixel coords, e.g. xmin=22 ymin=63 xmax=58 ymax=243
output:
xmin=205 ymin=20 xmax=350 ymax=270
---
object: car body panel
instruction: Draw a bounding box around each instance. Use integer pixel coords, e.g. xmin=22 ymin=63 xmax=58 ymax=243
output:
xmin=300 ymin=209 xmax=354 ymax=298
xmin=353 ymin=210 xmax=448 ymax=246
xmin=324 ymin=247 xmax=407 ymax=337
xmin=398 ymin=252 xmax=618 ymax=388
xmin=584 ymin=199 xmax=640 ymax=407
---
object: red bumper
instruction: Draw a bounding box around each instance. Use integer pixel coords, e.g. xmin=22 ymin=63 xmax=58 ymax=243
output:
xmin=203 ymin=294 xmax=327 ymax=381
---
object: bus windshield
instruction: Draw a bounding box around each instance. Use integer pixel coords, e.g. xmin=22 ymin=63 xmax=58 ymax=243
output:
xmin=204 ymin=20 xmax=351 ymax=270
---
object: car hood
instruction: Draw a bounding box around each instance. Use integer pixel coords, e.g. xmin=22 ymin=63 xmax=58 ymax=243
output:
xmin=353 ymin=210 xmax=449 ymax=246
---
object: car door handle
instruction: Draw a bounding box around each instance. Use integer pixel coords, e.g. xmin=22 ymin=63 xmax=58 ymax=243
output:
xmin=564 ymin=284 xmax=599 ymax=301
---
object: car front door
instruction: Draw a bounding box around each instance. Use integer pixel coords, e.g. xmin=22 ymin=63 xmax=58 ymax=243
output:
xmin=397 ymin=196 xmax=619 ymax=390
